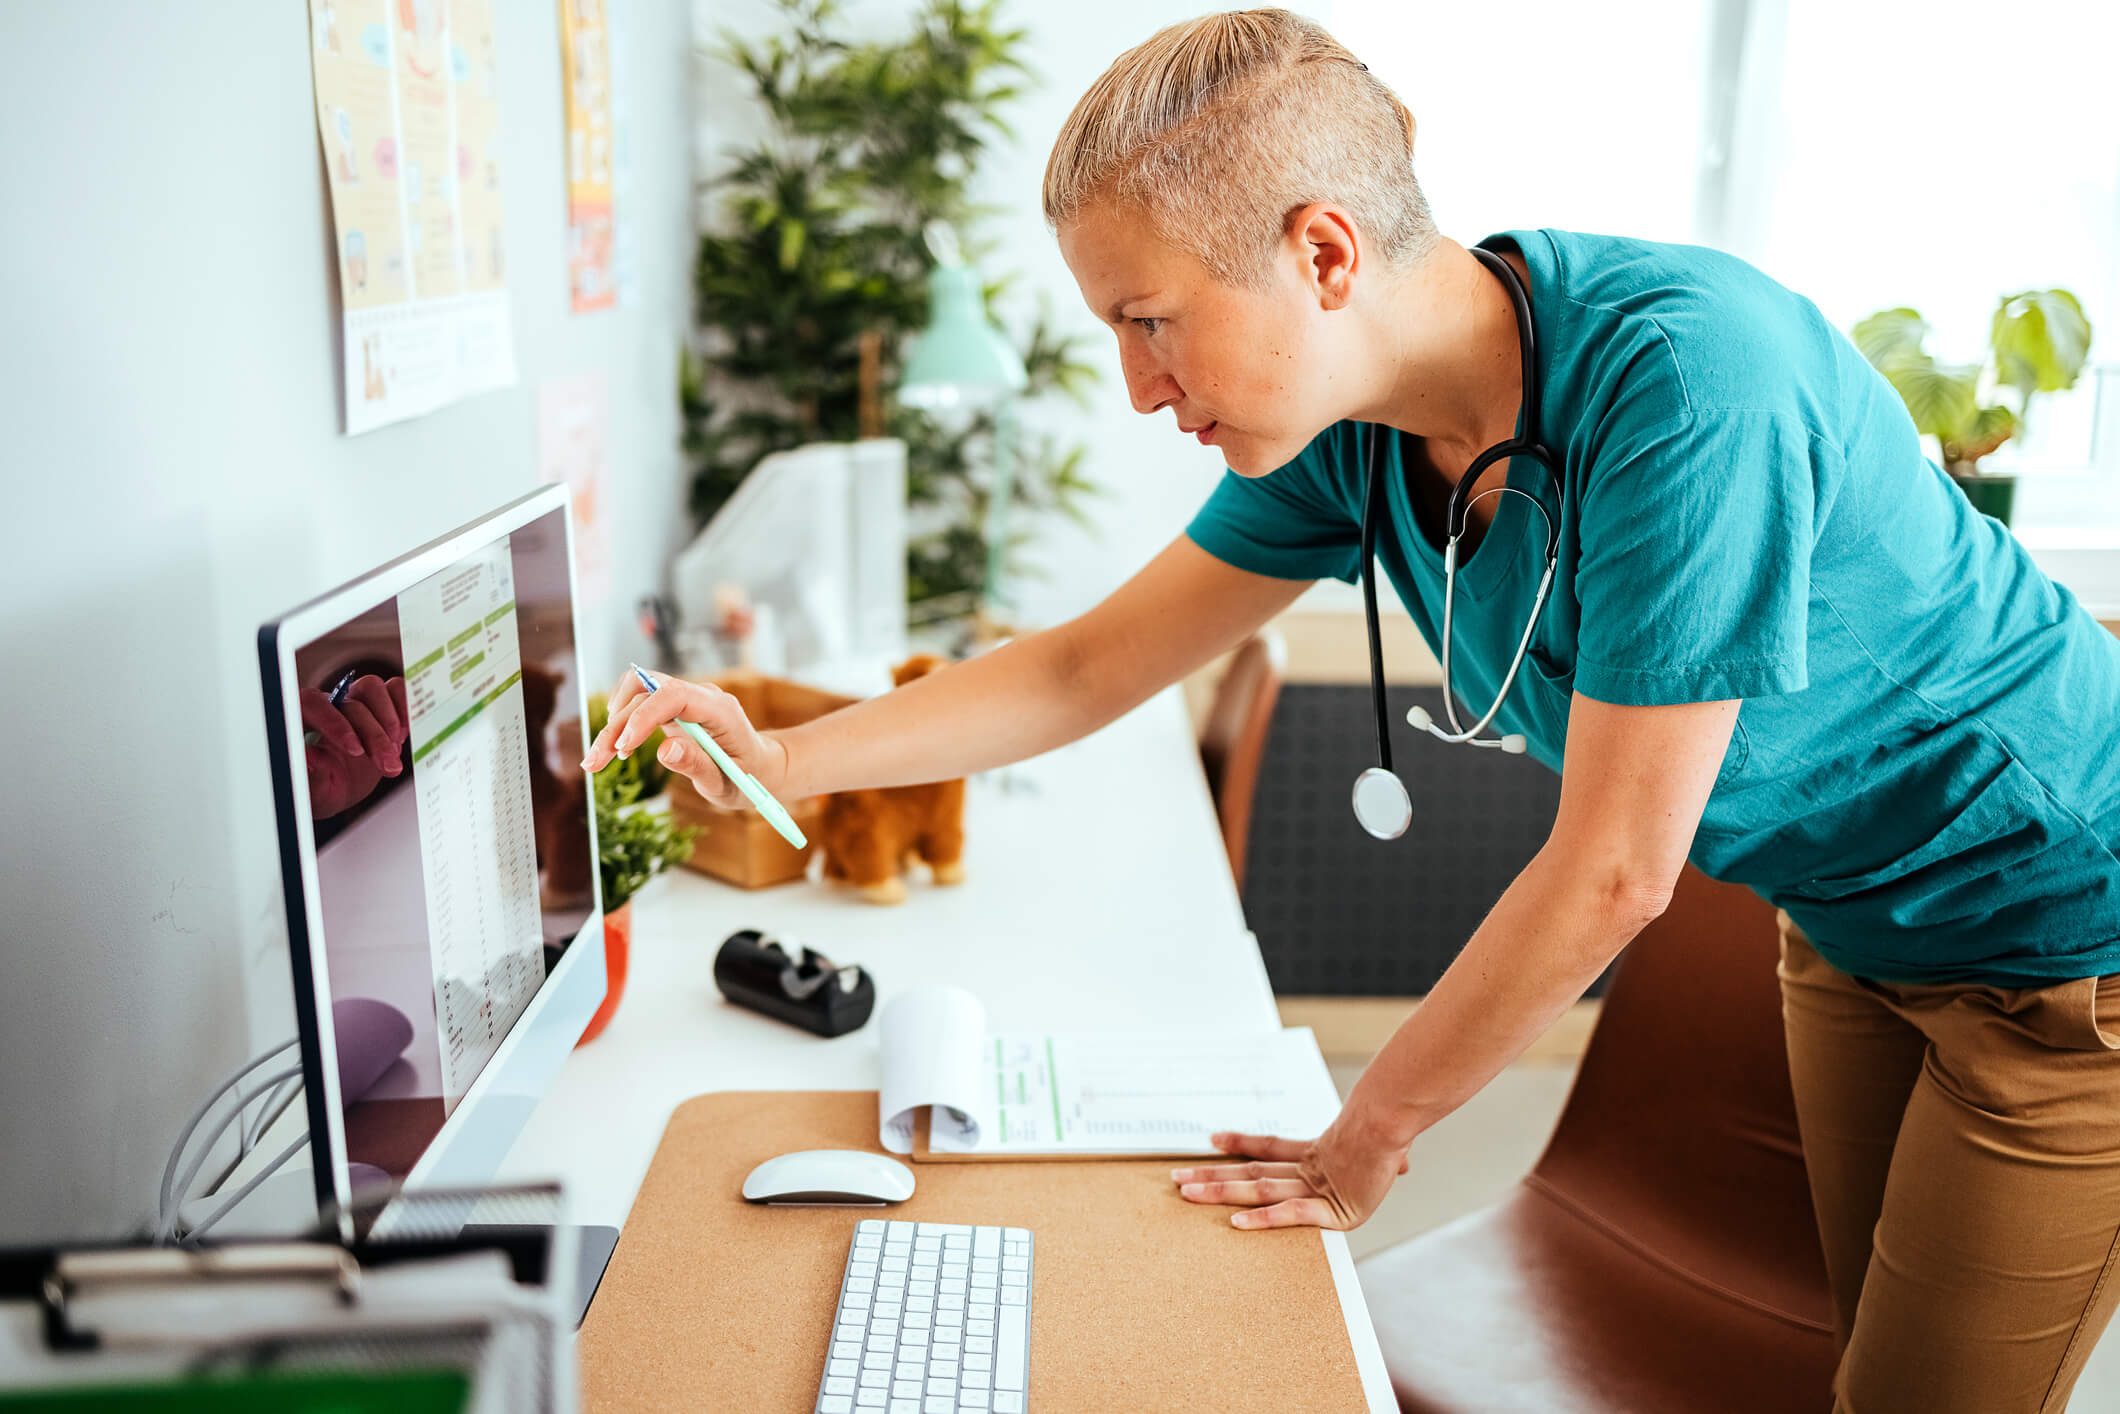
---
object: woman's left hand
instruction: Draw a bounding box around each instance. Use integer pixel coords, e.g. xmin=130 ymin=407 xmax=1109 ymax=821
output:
xmin=1172 ymin=1111 xmax=1411 ymax=1231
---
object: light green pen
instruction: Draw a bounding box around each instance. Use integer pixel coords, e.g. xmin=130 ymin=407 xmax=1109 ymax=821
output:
xmin=626 ymin=664 xmax=807 ymax=850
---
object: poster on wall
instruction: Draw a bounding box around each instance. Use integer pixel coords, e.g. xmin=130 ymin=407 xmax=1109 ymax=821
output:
xmin=535 ymin=372 xmax=612 ymax=601
xmin=308 ymin=0 xmax=518 ymax=435
xmin=558 ymin=0 xmax=617 ymax=312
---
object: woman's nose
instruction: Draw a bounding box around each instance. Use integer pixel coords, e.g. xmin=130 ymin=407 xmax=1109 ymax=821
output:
xmin=1122 ymin=354 xmax=1179 ymax=416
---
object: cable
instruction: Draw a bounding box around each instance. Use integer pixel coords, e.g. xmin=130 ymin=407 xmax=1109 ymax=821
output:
xmin=176 ymin=1131 xmax=310 ymax=1248
xmin=157 ymin=1065 xmax=301 ymax=1244
xmin=157 ymin=1038 xmax=298 ymax=1233
xmin=243 ymin=1072 xmax=303 ymax=1150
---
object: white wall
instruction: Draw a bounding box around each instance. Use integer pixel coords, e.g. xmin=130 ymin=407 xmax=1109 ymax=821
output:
xmin=0 ymin=2 xmax=697 ymax=1243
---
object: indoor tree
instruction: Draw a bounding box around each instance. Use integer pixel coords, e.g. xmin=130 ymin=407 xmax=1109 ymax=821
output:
xmin=683 ymin=0 xmax=1098 ymax=622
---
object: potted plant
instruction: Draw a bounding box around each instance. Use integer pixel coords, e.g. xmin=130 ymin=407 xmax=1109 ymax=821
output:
xmin=1853 ymin=290 xmax=2093 ymax=525
xmin=577 ymin=695 xmax=698 ymax=1045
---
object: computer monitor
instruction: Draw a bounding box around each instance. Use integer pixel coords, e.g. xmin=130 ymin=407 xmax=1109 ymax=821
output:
xmin=257 ymin=484 xmax=606 ymax=1245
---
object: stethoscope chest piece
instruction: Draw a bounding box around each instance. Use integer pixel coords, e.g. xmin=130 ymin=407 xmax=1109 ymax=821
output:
xmin=1351 ymin=766 xmax=1413 ymax=841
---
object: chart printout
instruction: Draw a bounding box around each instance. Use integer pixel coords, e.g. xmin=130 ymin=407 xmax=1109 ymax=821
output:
xmin=945 ymin=1030 xmax=1336 ymax=1154
xmin=398 ymin=540 xmax=545 ymax=1113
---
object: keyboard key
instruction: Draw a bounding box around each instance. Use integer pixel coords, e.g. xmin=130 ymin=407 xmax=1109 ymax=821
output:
xmin=963 ymin=1370 xmax=990 ymax=1390
xmin=889 ymin=1402 xmax=917 ymax=1414
xmin=993 ymin=1395 xmax=1023 ymax=1413
xmin=925 ymin=1399 xmax=954 ymax=1414
xmin=861 ymin=1365 xmax=889 ymax=1382
xmin=995 ymin=1306 xmax=1027 ymax=1390
xmin=973 ymin=1227 xmax=999 ymax=1258
xmin=830 ymin=1358 xmax=857 ymax=1377
xmin=827 ymin=1376 xmax=856 ymax=1395
xmin=1000 ymin=1288 xmax=1025 ymax=1306
xmin=821 ymin=1398 xmax=853 ymax=1414
xmin=893 ymin=1379 xmax=922 ymax=1398
xmin=965 ymin=1336 xmax=993 ymax=1355
xmin=964 ymin=1353 xmax=992 ymax=1372
xmin=856 ymin=1391 xmax=884 ymax=1408
xmin=967 ymin=1319 xmax=993 ymax=1337
xmin=957 ymin=1392 xmax=988 ymax=1410
xmin=834 ymin=1341 xmax=861 ymax=1360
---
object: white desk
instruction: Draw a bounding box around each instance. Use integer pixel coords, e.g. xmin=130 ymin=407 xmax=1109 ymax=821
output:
xmin=496 ymin=687 xmax=1395 ymax=1410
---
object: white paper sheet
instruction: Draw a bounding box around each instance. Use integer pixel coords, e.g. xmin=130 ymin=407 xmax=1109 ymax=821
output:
xmin=877 ymin=985 xmax=989 ymax=1154
xmin=876 ymin=985 xmax=1342 ymax=1157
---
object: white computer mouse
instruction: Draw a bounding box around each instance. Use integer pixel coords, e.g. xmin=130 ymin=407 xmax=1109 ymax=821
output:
xmin=741 ymin=1149 xmax=917 ymax=1206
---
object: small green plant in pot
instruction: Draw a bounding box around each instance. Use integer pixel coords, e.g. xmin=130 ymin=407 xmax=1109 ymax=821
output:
xmin=578 ymin=695 xmax=698 ymax=1045
xmin=1853 ymin=290 xmax=2093 ymax=526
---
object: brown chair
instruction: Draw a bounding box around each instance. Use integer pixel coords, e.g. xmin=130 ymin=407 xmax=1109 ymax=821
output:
xmin=1197 ymin=630 xmax=1285 ymax=895
xmin=1356 ymin=866 xmax=1839 ymax=1413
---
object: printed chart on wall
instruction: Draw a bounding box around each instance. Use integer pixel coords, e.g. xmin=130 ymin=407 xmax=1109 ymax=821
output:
xmin=398 ymin=542 xmax=545 ymax=1113
xmin=559 ymin=0 xmax=616 ymax=312
xmin=308 ymin=0 xmax=517 ymax=434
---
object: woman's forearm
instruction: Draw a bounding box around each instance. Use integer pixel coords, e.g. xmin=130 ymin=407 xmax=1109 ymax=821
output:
xmin=775 ymin=624 xmax=1114 ymax=798
xmin=1340 ymin=845 xmax=1665 ymax=1150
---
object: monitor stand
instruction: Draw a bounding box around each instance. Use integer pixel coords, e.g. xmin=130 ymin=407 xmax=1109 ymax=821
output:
xmin=462 ymin=1222 xmax=621 ymax=1327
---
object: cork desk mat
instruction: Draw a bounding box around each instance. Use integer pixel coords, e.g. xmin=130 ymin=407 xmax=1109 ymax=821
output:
xmin=577 ymin=1091 xmax=1368 ymax=1412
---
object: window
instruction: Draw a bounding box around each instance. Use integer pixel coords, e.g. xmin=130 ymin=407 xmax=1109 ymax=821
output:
xmin=1327 ymin=0 xmax=1710 ymax=246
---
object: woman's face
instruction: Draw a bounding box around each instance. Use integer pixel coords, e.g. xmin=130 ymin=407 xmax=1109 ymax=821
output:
xmin=1058 ymin=198 xmax=1361 ymax=479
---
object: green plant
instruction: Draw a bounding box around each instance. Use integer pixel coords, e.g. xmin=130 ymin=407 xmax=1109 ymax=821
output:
xmin=683 ymin=0 xmax=1100 ymax=619
xmin=1853 ymin=290 xmax=2093 ymax=476
xmin=595 ymin=769 xmax=698 ymax=915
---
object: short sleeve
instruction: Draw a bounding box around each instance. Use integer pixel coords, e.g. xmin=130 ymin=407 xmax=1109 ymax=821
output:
xmin=1573 ymin=410 xmax=1823 ymax=706
xmin=1184 ymin=424 xmax=1365 ymax=584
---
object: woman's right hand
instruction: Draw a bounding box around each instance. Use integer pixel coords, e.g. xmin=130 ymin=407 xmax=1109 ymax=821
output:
xmin=581 ymin=671 xmax=791 ymax=808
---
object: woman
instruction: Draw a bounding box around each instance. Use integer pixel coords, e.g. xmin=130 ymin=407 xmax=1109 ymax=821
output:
xmin=586 ymin=12 xmax=2120 ymax=1408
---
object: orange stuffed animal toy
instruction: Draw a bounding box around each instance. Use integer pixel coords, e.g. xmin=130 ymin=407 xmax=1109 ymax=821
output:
xmin=818 ymin=654 xmax=966 ymax=904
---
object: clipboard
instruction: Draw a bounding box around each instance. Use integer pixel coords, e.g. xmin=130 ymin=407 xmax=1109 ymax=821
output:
xmin=576 ymin=1090 xmax=1368 ymax=1412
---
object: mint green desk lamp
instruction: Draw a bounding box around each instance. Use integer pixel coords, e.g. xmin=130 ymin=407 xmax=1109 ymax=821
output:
xmin=898 ymin=222 xmax=1028 ymax=615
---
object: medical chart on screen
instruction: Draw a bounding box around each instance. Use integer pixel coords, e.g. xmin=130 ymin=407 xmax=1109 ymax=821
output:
xmin=398 ymin=540 xmax=545 ymax=1113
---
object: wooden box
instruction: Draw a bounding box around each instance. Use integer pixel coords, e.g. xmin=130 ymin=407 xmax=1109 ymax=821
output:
xmin=665 ymin=672 xmax=859 ymax=889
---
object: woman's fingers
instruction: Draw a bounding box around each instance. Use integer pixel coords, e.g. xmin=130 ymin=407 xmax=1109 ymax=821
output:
xmin=1177 ymin=1176 xmax=1315 ymax=1207
xmin=1208 ymin=1131 xmax=1311 ymax=1163
xmin=1231 ymin=1197 xmax=1346 ymax=1231
xmin=655 ymin=722 xmax=738 ymax=805
xmin=1169 ymin=1160 xmax=1302 ymax=1184
xmin=300 ymin=688 xmax=363 ymax=756
xmin=348 ymin=674 xmax=402 ymax=742
xmin=341 ymin=698 xmax=398 ymax=774
xmin=583 ymin=671 xmax=652 ymax=766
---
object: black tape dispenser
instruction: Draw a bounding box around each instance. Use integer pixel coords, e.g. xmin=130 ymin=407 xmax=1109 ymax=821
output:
xmin=712 ymin=929 xmax=876 ymax=1038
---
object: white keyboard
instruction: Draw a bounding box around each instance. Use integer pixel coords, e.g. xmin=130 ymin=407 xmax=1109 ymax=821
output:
xmin=814 ymin=1219 xmax=1033 ymax=1414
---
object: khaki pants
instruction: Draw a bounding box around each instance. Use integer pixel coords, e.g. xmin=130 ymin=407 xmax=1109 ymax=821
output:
xmin=1778 ymin=917 xmax=2120 ymax=1412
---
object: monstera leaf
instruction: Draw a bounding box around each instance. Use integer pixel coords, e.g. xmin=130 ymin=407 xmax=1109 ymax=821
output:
xmin=1882 ymin=357 xmax=1981 ymax=442
xmin=1992 ymin=289 xmax=2092 ymax=401
xmin=1852 ymin=307 xmax=1930 ymax=370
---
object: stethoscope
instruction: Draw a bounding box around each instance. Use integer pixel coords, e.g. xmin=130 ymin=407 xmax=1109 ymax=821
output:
xmin=1350 ymin=246 xmax=1566 ymax=841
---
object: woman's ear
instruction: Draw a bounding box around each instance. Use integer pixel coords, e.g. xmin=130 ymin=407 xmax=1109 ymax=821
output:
xmin=1287 ymin=203 xmax=1360 ymax=311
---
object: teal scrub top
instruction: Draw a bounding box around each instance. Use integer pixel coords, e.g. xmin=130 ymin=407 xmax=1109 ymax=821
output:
xmin=1186 ymin=228 xmax=2120 ymax=986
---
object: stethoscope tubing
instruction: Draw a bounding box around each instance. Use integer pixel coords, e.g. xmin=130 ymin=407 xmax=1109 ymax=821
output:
xmin=1353 ymin=246 xmax=1565 ymax=835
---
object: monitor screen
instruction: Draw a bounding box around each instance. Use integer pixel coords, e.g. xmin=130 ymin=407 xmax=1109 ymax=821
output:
xmin=281 ymin=501 xmax=596 ymax=1196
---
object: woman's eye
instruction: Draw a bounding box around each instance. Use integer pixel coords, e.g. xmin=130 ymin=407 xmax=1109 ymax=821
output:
xmin=1133 ymin=317 xmax=1162 ymax=335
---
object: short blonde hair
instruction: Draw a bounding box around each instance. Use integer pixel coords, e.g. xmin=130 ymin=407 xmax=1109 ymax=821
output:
xmin=1042 ymin=9 xmax=1438 ymax=288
